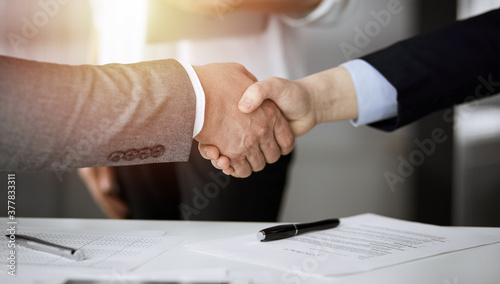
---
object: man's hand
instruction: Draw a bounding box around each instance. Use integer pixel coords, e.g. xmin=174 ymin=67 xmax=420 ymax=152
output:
xmin=200 ymin=66 xmax=358 ymax=174
xmin=199 ymin=76 xmax=314 ymax=175
xmin=78 ymin=167 xmax=129 ymax=219
xmin=194 ymin=63 xmax=295 ymax=178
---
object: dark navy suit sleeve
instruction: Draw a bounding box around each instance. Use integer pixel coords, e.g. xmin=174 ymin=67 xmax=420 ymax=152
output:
xmin=362 ymin=8 xmax=500 ymax=131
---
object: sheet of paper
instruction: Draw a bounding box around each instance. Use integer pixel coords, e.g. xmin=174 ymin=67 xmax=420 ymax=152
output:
xmin=187 ymin=213 xmax=500 ymax=276
xmin=0 ymin=226 xmax=185 ymax=272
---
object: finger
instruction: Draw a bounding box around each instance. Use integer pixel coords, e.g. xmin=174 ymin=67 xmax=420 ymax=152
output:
xmin=231 ymin=158 xmax=253 ymax=178
xmin=254 ymin=101 xmax=289 ymax=163
xmin=246 ymin=148 xmax=267 ymax=172
xmin=256 ymin=105 xmax=282 ymax=164
xmin=222 ymin=166 xmax=235 ymax=176
xmin=198 ymin=143 xmax=220 ymax=160
xmin=274 ymin=110 xmax=296 ymax=155
xmin=242 ymin=134 xmax=267 ymax=172
xmin=211 ymin=159 xmax=221 ymax=169
xmin=238 ymin=83 xmax=266 ymax=113
xmin=260 ymin=136 xmax=281 ymax=164
xmin=210 ymin=155 xmax=231 ymax=171
xmin=216 ymin=156 xmax=231 ymax=170
xmin=96 ymin=167 xmax=116 ymax=194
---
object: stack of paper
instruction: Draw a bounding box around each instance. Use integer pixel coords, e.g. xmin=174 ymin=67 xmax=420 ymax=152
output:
xmin=187 ymin=213 xmax=500 ymax=276
xmin=0 ymin=227 xmax=185 ymax=272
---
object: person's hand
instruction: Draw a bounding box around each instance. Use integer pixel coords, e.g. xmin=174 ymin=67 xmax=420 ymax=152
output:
xmin=201 ymin=66 xmax=358 ymax=174
xmin=78 ymin=167 xmax=129 ymax=219
xmin=239 ymin=77 xmax=317 ymax=137
xmin=194 ymin=63 xmax=295 ymax=178
xmin=199 ymin=77 xmax=314 ymax=175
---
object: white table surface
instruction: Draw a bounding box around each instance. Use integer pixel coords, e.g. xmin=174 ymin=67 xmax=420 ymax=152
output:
xmin=2 ymin=217 xmax=500 ymax=284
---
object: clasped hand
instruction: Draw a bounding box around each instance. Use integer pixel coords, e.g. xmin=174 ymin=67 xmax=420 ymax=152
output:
xmin=199 ymin=66 xmax=358 ymax=177
xmin=77 ymin=63 xmax=298 ymax=219
xmin=193 ymin=63 xmax=295 ymax=178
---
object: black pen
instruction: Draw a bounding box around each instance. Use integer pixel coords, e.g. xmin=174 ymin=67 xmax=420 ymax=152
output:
xmin=6 ymin=234 xmax=85 ymax=261
xmin=257 ymin=218 xmax=340 ymax=242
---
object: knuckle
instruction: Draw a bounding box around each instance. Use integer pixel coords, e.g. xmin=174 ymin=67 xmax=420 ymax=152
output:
xmin=267 ymin=76 xmax=287 ymax=90
xmin=283 ymin=139 xmax=295 ymax=155
xmin=255 ymin=123 xmax=269 ymax=137
xmin=279 ymin=134 xmax=295 ymax=155
xmin=230 ymin=62 xmax=245 ymax=71
xmin=243 ymin=136 xmax=258 ymax=150
xmin=287 ymin=133 xmax=296 ymax=147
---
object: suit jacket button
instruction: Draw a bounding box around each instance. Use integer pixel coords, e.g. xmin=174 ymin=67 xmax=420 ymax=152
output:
xmin=151 ymin=145 xmax=165 ymax=158
xmin=138 ymin=147 xmax=151 ymax=160
xmin=108 ymin=151 xmax=124 ymax=162
xmin=124 ymin=149 xmax=138 ymax=161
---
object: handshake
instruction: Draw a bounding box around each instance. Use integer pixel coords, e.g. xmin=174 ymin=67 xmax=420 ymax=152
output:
xmin=193 ymin=62 xmax=358 ymax=178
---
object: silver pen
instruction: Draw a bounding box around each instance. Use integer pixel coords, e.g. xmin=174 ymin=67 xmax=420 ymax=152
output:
xmin=6 ymin=234 xmax=85 ymax=261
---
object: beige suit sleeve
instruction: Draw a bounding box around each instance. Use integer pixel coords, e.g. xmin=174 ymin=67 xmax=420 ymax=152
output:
xmin=0 ymin=56 xmax=196 ymax=173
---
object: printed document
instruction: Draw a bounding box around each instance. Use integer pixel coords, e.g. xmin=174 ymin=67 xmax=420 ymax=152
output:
xmin=187 ymin=213 xmax=500 ymax=276
xmin=1 ymin=227 xmax=184 ymax=272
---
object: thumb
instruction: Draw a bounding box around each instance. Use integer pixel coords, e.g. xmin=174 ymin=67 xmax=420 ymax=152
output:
xmin=238 ymin=83 xmax=266 ymax=113
xmin=198 ymin=143 xmax=220 ymax=160
xmin=239 ymin=77 xmax=285 ymax=113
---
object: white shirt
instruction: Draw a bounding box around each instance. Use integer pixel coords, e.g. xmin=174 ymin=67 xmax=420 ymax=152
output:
xmin=341 ymin=59 xmax=398 ymax=126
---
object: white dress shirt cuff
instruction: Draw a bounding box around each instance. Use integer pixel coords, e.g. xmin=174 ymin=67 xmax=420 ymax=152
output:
xmin=177 ymin=60 xmax=205 ymax=137
xmin=279 ymin=0 xmax=350 ymax=27
xmin=341 ymin=59 xmax=398 ymax=126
